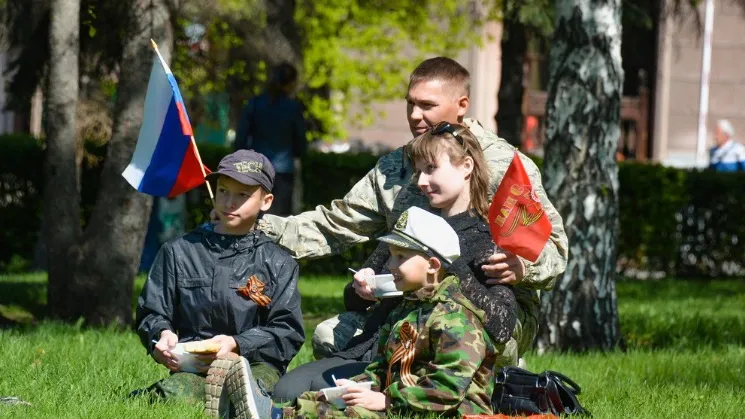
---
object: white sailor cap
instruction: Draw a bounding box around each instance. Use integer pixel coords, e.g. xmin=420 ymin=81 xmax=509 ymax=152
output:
xmin=377 ymin=206 xmax=461 ymax=264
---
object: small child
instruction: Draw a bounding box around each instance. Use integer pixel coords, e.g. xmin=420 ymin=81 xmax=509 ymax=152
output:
xmin=133 ymin=149 xmax=305 ymax=411
xmin=237 ymin=206 xmax=498 ymax=418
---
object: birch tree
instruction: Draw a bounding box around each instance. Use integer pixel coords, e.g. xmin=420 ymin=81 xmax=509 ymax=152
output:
xmin=538 ymin=0 xmax=623 ymax=351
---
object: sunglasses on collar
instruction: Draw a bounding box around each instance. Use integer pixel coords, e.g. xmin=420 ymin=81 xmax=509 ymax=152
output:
xmin=430 ymin=121 xmax=466 ymax=147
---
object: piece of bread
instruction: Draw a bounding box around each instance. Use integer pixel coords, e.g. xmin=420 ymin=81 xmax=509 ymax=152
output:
xmin=183 ymin=341 xmax=221 ymax=354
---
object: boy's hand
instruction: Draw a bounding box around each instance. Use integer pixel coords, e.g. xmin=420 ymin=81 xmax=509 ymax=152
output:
xmin=483 ymin=250 xmax=526 ymax=285
xmin=153 ymin=330 xmax=179 ymax=372
xmin=333 ymin=378 xmax=354 ymax=387
xmin=203 ymin=335 xmax=238 ymax=358
xmin=190 ymin=335 xmax=237 ymax=373
xmin=352 ymin=268 xmax=378 ymax=301
xmin=342 ymin=388 xmax=390 ymax=411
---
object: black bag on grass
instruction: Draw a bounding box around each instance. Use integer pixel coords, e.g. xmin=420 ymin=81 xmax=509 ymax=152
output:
xmin=492 ymin=366 xmax=591 ymax=417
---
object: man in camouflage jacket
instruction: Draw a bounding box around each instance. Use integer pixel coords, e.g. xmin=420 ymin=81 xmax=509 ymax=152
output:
xmin=258 ymin=57 xmax=568 ymax=360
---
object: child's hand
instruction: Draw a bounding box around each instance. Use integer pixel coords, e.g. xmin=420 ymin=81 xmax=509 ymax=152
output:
xmin=190 ymin=335 xmax=237 ymax=373
xmin=353 ymin=268 xmax=378 ymax=301
xmin=334 ymin=378 xmax=354 ymax=387
xmin=203 ymin=335 xmax=238 ymax=358
xmin=153 ymin=330 xmax=179 ymax=372
xmin=342 ymin=388 xmax=389 ymax=411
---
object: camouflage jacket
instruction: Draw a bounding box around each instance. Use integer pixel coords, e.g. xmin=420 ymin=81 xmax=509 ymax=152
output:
xmin=351 ymin=275 xmax=496 ymax=417
xmin=259 ymin=118 xmax=568 ymax=301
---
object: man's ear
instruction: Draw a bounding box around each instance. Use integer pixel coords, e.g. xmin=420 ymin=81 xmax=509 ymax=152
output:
xmin=427 ymin=256 xmax=442 ymax=274
xmin=456 ymin=95 xmax=469 ymax=119
xmin=260 ymin=192 xmax=274 ymax=212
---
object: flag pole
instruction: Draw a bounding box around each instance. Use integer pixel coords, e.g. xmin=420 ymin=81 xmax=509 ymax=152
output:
xmin=190 ymin=135 xmax=215 ymax=206
xmin=149 ymin=39 xmax=215 ymax=207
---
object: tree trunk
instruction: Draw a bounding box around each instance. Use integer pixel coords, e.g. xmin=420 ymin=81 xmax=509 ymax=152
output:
xmin=496 ymin=17 xmax=526 ymax=148
xmin=537 ymin=0 xmax=623 ymax=352
xmin=72 ymin=0 xmax=173 ymax=326
xmin=45 ymin=0 xmax=82 ymax=320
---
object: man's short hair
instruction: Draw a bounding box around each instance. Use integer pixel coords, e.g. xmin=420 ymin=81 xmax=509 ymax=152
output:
xmin=408 ymin=57 xmax=471 ymax=97
xmin=718 ymin=119 xmax=735 ymax=137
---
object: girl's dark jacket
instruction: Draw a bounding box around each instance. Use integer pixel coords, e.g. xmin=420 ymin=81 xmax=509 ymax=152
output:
xmin=136 ymin=227 xmax=305 ymax=373
xmin=336 ymin=211 xmax=517 ymax=362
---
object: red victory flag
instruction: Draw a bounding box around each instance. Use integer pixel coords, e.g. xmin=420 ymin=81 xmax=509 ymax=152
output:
xmin=488 ymin=152 xmax=552 ymax=262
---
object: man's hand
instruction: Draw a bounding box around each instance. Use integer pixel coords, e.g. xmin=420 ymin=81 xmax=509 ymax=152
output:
xmin=352 ymin=268 xmax=378 ymax=302
xmin=209 ymin=208 xmax=220 ymax=224
xmin=482 ymin=250 xmax=526 ymax=285
xmin=153 ymin=330 xmax=179 ymax=372
xmin=342 ymin=388 xmax=390 ymax=411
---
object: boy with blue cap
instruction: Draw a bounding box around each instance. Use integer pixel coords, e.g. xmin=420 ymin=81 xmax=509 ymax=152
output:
xmin=133 ymin=149 xmax=305 ymax=414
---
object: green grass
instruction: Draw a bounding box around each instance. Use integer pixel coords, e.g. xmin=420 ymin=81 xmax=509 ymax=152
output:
xmin=1 ymin=274 xmax=744 ymax=418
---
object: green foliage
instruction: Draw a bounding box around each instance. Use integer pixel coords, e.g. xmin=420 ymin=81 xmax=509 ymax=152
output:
xmin=501 ymin=0 xmax=554 ymax=37
xmin=171 ymin=0 xmax=489 ymax=141
xmin=171 ymin=7 xmax=265 ymax=101
xmin=295 ymin=0 xmax=481 ymax=140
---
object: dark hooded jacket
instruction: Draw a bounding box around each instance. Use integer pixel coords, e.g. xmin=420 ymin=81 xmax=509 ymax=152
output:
xmin=136 ymin=226 xmax=305 ymax=373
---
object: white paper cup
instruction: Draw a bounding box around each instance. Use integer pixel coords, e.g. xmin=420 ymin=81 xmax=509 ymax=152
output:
xmin=170 ymin=343 xmax=211 ymax=373
xmin=321 ymin=381 xmax=374 ymax=408
xmin=367 ymin=274 xmax=400 ymax=298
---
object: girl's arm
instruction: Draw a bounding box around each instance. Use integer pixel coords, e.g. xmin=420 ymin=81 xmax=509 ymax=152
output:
xmin=457 ymin=264 xmax=517 ymax=344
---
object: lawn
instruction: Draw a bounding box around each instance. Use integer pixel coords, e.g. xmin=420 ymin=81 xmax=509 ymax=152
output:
xmin=1 ymin=274 xmax=744 ymax=418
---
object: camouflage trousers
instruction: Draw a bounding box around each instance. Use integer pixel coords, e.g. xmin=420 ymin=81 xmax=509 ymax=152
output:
xmin=317 ymin=303 xmax=538 ymax=366
xmin=277 ymin=390 xmax=385 ymax=418
xmin=130 ymin=362 xmax=280 ymax=404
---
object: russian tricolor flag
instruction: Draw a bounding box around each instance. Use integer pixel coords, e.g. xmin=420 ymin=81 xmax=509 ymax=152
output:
xmin=122 ymin=40 xmax=210 ymax=198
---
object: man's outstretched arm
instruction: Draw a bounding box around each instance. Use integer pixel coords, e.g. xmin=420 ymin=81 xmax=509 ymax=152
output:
xmin=258 ymin=150 xmax=405 ymax=259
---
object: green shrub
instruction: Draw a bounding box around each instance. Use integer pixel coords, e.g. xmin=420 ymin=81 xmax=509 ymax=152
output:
xmin=617 ymin=162 xmax=690 ymax=275
xmin=617 ymin=162 xmax=745 ymax=277
xmin=0 ymin=134 xmax=44 ymax=272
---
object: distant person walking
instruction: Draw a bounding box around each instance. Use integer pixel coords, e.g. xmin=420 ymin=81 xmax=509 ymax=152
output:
xmin=234 ymin=62 xmax=308 ymax=215
xmin=709 ymin=119 xmax=745 ymax=172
